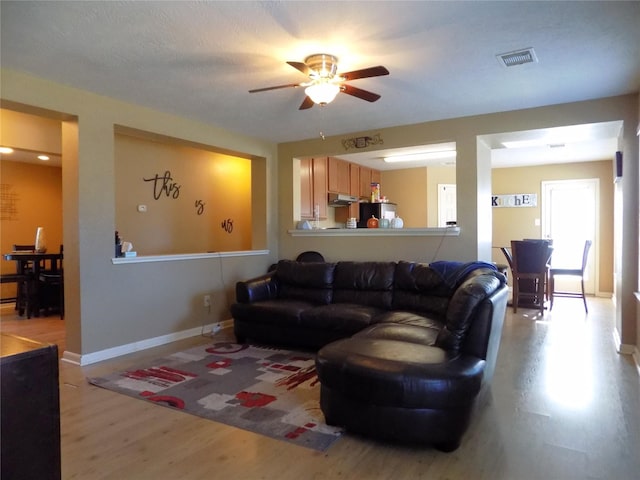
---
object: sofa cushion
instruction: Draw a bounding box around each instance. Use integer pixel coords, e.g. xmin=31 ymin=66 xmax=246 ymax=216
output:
xmin=332 ymin=261 xmax=395 ymax=309
xmin=230 ymin=299 xmax=313 ymax=326
xmin=371 ymin=310 xmax=444 ymax=334
xmin=316 ymin=337 xmax=485 ymax=409
xmin=300 ymin=304 xmax=383 ymax=334
xmin=275 ymin=260 xmax=335 ymax=304
xmin=392 ymin=262 xmax=451 ymax=318
xmin=354 ymin=322 xmax=441 ymax=346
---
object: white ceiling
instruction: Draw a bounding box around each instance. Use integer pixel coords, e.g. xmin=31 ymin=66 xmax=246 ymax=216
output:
xmin=1 ymin=1 xmax=638 ymax=169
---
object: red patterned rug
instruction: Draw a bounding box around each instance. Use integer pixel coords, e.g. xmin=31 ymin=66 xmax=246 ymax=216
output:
xmin=88 ymin=342 xmax=343 ymax=451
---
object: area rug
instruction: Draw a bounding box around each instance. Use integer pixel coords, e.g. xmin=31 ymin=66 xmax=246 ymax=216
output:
xmin=88 ymin=342 xmax=343 ymax=451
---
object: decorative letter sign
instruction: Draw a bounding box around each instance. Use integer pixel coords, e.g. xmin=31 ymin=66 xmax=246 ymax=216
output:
xmin=491 ymin=194 xmax=537 ymax=208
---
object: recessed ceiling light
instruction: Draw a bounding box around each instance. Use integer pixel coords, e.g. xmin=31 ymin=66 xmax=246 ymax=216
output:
xmin=37 ymin=155 xmax=50 ymax=161
xmin=384 ymin=150 xmax=457 ymax=163
xmin=501 ymin=139 xmax=545 ymax=149
xmin=0 ymin=146 xmax=15 ymax=154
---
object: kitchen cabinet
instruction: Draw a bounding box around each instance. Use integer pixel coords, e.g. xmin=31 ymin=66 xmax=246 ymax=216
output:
xmin=359 ymin=166 xmax=381 ymax=200
xmin=328 ymin=157 xmax=350 ymax=194
xmin=300 ymin=157 xmax=328 ymax=220
xmin=300 ymin=157 xmax=313 ymax=219
xmin=371 ymin=169 xmax=381 ymax=185
xmin=348 ymin=163 xmax=360 ymax=219
xmin=359 ymin=166 xmax=372 ymax=198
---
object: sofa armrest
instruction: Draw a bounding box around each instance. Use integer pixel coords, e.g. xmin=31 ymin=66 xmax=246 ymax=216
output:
xmin=436 ymin=270 xmax=505 ymax=353
xmin=235 ymin=272 xmax=278 ymax=303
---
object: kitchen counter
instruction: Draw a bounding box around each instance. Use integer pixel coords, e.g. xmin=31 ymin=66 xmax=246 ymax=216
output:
xmin=288 ymin=227 xmax=460 ymax=237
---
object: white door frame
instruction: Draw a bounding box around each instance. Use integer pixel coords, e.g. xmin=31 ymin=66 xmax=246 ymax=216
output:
xmin=541 ymin=178 xmax=599 ymax=296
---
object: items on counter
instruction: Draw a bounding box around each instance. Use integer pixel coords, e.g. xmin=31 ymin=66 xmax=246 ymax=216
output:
xmin=366 ymin=215 xmax=379 ymax=228
xmin=391 ymin=215 xmax=404 ymax=228
xmin=370 ymin=183 xmax=380 ymax=203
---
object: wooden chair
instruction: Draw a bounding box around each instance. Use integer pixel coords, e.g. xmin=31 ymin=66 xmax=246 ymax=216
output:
xmin=510 ymin=240 xmax=553 ymax=314
xmin=549 ymin=240 xmax=592 ymax=313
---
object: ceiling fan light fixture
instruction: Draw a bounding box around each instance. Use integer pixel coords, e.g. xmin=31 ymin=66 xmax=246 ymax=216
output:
xmin=305 ymin=82 xmax=340 ymax=105
xmin=305 ymin=54 xmax=338 ymax=78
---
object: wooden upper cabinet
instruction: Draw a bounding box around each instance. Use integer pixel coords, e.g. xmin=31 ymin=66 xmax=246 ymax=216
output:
xmin=311 ymin=157 xmax=328 ymax=220
xmin=327 ymin=157 xmax=350 ymax=194
xmin=299 ymin=157 xmax=327 ymax=220
xmin=359 ymin=166 xmax=372 ymax=198
xmin=300 ymin=158 xmax=314 ymax=219
xmin=371 ymin=169 xmax=381 ymax=185
xmin=359 ymin=166 xmax=381 ymax=200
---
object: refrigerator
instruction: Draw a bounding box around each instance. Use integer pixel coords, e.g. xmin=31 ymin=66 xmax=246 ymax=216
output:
xmin=358 ymin=202 xmax=397 ymax=228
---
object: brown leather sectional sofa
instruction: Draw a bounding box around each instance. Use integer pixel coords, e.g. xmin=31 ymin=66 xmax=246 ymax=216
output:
xmin=230 ymin=259 xmax=508 ymax=451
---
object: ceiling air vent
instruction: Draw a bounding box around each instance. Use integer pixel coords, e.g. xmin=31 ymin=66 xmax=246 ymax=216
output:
xmin=497 ymin=48 xmax=538 ymax=67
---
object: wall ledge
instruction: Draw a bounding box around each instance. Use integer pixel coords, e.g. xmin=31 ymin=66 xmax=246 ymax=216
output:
xmin=287 ymin=227 xmax=460 ymax=237
xmin=111 ymin=249 xmax=269 ymax=264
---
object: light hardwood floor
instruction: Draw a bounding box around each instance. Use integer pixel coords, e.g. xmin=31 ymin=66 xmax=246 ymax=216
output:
xmin=1 ymin=297 xmax=639 ymax=480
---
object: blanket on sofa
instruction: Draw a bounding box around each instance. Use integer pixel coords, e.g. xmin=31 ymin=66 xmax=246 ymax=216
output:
xmin=429 ymin=261 xmax=498 ymax=289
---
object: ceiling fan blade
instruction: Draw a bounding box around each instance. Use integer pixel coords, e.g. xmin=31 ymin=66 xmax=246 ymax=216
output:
xmin=299 ymin=96 xmax=315 ymax=110
xmin=341 ymin=84 xmax=381 ymax=102
xmin=248 ymin=83 xmax=301 ymax=93
xmin=287 ymin=61 xmax=312 ymax=77
xmin=340 ymin=66 xmax=389 ymax=81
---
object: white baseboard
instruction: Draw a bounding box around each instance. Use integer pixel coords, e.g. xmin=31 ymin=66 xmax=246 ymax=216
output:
xmin=61 ymin=319 xmax=234 ymax=366
xmin=633 ymin=347 xmax=640 ymax=378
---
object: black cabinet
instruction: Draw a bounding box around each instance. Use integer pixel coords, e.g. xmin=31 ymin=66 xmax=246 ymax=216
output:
xmin=1 ymin=334 xmax=61 ymax=480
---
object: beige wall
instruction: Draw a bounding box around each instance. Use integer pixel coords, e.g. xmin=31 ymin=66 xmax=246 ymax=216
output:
xmin=1 ymin=109 xmax=61 ymax=153
xmin=1 ymin=69 xmax=278 ymax=360
xmin=0 ymin=160 xmax=63 ymax=299
xmin=378 ymin=164 xmax=457 ymax=229
xmin=380 ymin=167 xmax=428 ymax=228
xmin=277 ymin=94 xmax=638 ymax=348
xmin=1 ymin=66 xmax=638 ymax=360
xmin=114 ymin=134 xmax=252 ymax=255
xmin=491 ymin=161 xmax=614 ymax=293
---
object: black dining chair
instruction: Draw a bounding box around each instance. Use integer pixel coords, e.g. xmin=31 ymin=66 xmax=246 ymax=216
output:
xmin=509 ymin=240 xmax=554 ymax=314
xmin=11 ymin=244 xmax=36 ymax=316
xmin=38 ymin=245 xmax=64 ymax=318
xmin=295 ymin=251 xmax=325 ymax=263
xmin=549 ymin=240 xmax=592 ymax=313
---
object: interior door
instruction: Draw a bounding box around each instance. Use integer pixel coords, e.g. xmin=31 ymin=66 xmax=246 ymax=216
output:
xmin=438 ymin=184 xmax=457 ymax=227
xmin=542 ymin=179 xmax=598 ymax=295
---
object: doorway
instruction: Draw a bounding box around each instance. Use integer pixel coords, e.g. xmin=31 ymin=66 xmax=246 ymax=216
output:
xmin=542 ymin=179 xmax=598 ymax=295
xmin=437 ymin=184 xmax=457 ymax=227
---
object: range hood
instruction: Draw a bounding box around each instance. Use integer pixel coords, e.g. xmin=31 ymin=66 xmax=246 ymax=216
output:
xmin=328 ymin=193 xmax=358 ymax=206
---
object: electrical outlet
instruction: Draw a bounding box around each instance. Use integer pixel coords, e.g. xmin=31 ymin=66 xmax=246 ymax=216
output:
xmin=203 ymin=294 xmax=211 ymax=308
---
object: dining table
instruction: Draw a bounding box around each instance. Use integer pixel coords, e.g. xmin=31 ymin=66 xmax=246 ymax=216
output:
xmin=3 ymin=251 xmax=63 ymax=318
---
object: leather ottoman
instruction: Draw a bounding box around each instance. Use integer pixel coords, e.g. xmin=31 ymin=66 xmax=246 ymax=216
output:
xmin=315 ymin=324 xmax=486 ymax=451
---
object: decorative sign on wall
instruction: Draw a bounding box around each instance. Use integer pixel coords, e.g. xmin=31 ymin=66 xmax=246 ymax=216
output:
xmin=221 ymin=218 xmax=233 ymax=233
xmin=0 ymin=184 xmax=19 ymax=221
xmin=492 ymin=193 xmax=537 ymax=208
xmin=342 ymin=133 xmax=383 ymax=150
xmin=143 ymin=170 xmax=181 ymax=200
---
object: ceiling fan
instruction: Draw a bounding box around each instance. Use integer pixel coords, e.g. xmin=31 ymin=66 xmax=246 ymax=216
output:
xmin=249 ymin=54 xmax=389 ymax=110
